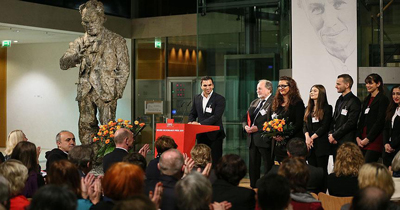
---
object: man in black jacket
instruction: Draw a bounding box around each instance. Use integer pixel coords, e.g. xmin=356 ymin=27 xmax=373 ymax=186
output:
xmin=102 ymin=128 xmax=133 ymax=172
xmin=329 ymin=74 xmax=361 ymax=159
xmin=243 ymin=79 xmax=274 ymax=188
xmin=45 ymin=130 xmax=76 ymax=170
xmin=189 ymin=76 xmax=226 ymax=166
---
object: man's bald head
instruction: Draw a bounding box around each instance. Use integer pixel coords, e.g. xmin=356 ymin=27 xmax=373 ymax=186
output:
xmin=158 ymin=149 xmax=184 ymax=176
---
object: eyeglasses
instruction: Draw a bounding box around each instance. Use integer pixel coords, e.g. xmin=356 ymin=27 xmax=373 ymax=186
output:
xmin=277 ymin=85 xmax=289 ymax=89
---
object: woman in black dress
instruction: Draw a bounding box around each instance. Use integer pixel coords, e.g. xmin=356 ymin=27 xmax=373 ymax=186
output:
xmin=383 ymin=84 xmax=400 ymax=167
xmin=303 ymin=84 xmax=332 ymax=175
xmin=356 ymin=73 xmax=389 ymax=163
xmin=271 ymin=76 xmax=305 ymax=162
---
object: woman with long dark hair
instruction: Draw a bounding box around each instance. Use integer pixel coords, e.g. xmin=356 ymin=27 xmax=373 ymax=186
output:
xmin=271 ymin=76 xmax=305 ymax=162
xmin=11 ymin=141 xmax=45 ymax=198
xmin=383 ymin=85 xmax=400 ymax=167
xmin=303 ymin=84 xmax=332 ymax=175
xmin=356 ymin=73 xmax=389 ymax=163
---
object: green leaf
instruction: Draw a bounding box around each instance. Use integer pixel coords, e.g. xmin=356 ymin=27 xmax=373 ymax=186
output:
xmin=104 ymin=145 xmax=116 ymax=156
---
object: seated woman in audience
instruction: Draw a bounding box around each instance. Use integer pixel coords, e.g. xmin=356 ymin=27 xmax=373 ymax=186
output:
xmin=4 ymin=130 xmax=28 ymax=160
xmin=190 ymin=144 xmax=217 ymax=183
xmin=278 ymin=157 xmax=322 ymax=210
xmin=47 ymin=159 xmax=101 ymax=210
xmin=358 ymin=163 xmax=399 ymax=209
xmin=257 ymin=174 xmax=291 ymax=210
xmin=113 ymin=195 xmax=157 ymax=210
xmin=92 ymin=162 xmax=147 ymax=210
xmin=390 ymin=151 xmax=400 ymax=201
xmin=356 ymin=73 xmax=389 ymax=163
xmin=303 ymin=84 xmax=332 ymax=175
xmin=11 ymin=141 xmax=45 ymax=198
xmin=68 ymin=145 xmax=94 ymax=177
xmin=327 ymin=142 xmax=364 ymax=196
xmin=272 ymin=76 xmax=305 ymax=162
xmin=212 ymin=154 xmax=255 ymax=210
xmin=383 ymin=84 xmax=400 ymax=167
xmin=29 ymin=185 xmax=78 ymax=210
xmin=0 ymin=160 xmax=30 ymax=210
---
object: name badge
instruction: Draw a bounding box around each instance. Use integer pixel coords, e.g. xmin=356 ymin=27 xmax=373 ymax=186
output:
xmin=365 ymin=108 xmax=370 ymax=114
xmin=260 ymin=109 xmax=266 ymax=116
xmin=271 ymin=112 xmax=278 ymax=119
xmin=341 ymin=109 xmax=348 ymax=116
xmin=312 ymin=117 xmax=319 ymax=123
xmin=206 ymin=107 xmax=212 ymax=113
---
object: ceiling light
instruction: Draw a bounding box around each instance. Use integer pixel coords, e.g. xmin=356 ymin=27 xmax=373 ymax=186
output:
xmin=13 ymin=40 xmax=18 ymax=43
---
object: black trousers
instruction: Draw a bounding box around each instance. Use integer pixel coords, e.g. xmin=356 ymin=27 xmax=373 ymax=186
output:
xmin=308 ymin=151 xmax=329 ymax=176
xmin=362 ymin=149 xmax=382 ymax=163
xmin=249 ymin=141 xmax=273 ymax=188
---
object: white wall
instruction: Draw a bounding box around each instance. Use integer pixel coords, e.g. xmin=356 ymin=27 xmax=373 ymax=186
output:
xmin=7 ymin=40 xmax=132 ymax=156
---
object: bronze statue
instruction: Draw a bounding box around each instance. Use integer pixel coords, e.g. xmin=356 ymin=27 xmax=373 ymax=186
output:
xmin=60 ymin=0 xmax=130 ymax=145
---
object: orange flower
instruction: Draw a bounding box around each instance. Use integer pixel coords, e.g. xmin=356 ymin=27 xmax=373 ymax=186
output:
xmin=124 ymin=120 xmax=130 ymax=124
xmin=104 ymin=130 xmax=109 ymax=135
xmin=278 ymin=127 xmax=283 ymax=132
xmin=110 ymin=130 xmax=114 ymax=135
xmin=117 ymin=118 xmax=123 ymax=123
xmin=116 ymin=126 xmax=121 ymax=130
xmin=263 ymin=125 xmax=267 ymax=131
xmin=127 ymin=124 xmax=133 ymax=128
xmin=93 ymin=137 xmax=99 ymax=142
xmin=139 ymin=123 xmax=145 ymax=127
xmin=97 ymin=132 xmax=102 ymax=136
xmin=108 ymin=121 xmax=113 ymax=126
xmin=105 ymin=139 xmax=110 ymax=144
xmin=110 ymin=127 xmax=115 ymax=131
xmin=274 ymin=126 xmax=278 ymax=129
xmin=110 ymin=134 xmax=115 ymax=138
xmin=134 ymin=121 xmax=139 ymax=125
xmin=266 ymin=128 xmax=271 ymax=132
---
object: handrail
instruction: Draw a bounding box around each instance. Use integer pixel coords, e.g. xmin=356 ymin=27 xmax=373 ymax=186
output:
xmin=377 ymin=0 xmax=393 ymax=17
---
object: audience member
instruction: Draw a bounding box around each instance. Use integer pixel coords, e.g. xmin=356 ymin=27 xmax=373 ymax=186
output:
xmin=350 ymin=187 xmax=390 ymax=210
xmin=212 ymin=154 xmax=255 ymax=210
xmin=152 ymin=148 xmax=185 ymax=210
xmin=0 ymin=160 xmax=30 ymax=210
xmin=113 ymin=195 xmax=157 ymax=210
xmin=146 ymin=135 xmax=177 ymax=191
xmin=303 ymin=84 xmax=332 ymax=176
xmin=356 ymin=74 xmax=389 ymax=163
xmin=29 ymin=185 xmax=78 ymax=210
xmin=102 ymin=128 xmax=133 ymax=173
xmin=92 ymin=162 xmax=145 ymax=210
xmin=190 ymin=143 xmax=217 ymax=183
xmin=4 ymin=130 xmax=28 ymax=160
xmin=391 ymin=151 xmax=400 ymax=200
xmin=358 ymin=163 xmax=400 ymax=210
xmin=11 ymin=141 xmax=45 ymax=198
xmin=0 ymin=176 xmax=9 ymax=210
xmin=278 ymin=157 xmax=322 ymax=210
xmin=257 ymin=174 xmax=291 ymax=210
xmin=383 ymin=84 xmax=400 ymax=167
xmin=329 ymin=74 xmax=361 ymax=159
xmin=264 ymin=138 xmax=324 ymax=193
xmin=272 ymin=76 xmax=305 ymax=162
xmin=47 ymin=160 xmax=100 ymax=210
xmin=45 ymin=130 xmax=76 ymax=170
xmin=327 ymin=142 xmax=363 ymax=196
xmin=68 ymin=145 xmax=94 ymax=177
xmin=122 ymin=152 xmax=147 ymax=171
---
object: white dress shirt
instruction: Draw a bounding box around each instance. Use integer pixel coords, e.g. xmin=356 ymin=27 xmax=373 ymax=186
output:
xmin=201 ymin=90 xmax=213 ymax=113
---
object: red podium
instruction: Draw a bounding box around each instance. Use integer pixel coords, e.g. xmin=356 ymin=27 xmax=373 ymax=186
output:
xmin=155 ymin=119 xmax=219 ymax=157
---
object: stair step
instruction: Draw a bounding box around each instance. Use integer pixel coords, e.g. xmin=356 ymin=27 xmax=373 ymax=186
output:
xmin=387 ymin=63 xmax=400 ymax=67
xmin=393 ymin=55 xmax=400 ymax=60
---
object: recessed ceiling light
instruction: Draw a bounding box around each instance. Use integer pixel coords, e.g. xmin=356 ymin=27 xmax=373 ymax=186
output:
xmin=13 ymin=40 xmax=18 ymax=43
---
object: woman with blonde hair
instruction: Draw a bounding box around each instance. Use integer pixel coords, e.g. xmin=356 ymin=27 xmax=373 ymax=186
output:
xmin=358 ymin=163 xmax=394 ymax=197
xmin=327 ymin=142 xmax=364 ymax=196
xmin=4 ymin=130 xmax=28 ymax=160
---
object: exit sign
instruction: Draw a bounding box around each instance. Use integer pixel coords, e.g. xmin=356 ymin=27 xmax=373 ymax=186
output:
xmin=155 ymin=38 xmax=161 ymax=49
xmin=2 ymin=40 xmax=11 ymax=47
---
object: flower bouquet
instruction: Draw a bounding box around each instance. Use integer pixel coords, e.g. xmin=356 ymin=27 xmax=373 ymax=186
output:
xmin=262 ymin=118 xmax=294 ymax=146
xmin=92 ymin=118 xmax=145 ymax=160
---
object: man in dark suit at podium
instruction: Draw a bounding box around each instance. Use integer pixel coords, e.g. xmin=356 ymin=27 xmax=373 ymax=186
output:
xmin=243 ymin=80 xmax=274 ymax=188
xmin=189 ymin=76 xmax=226 ymax=166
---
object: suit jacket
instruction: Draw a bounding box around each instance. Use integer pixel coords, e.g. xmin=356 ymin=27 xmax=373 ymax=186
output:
xmin=212 ymin=179 xmax=256 ymax=210
xmin=102 ymin=148 xmax=128 ymax=173
xmin=45 ymin=148 xmax=68 ymax=170
xmin=264 ymin=163 xmax=324 ymax=194
xmin=357 ymin=92 xmax=389 ymax=142
xmin=242 ymin=95 xmax=273 ymax=148
xmin=60 ymin=29 xmax=130 ymax=102
xmin=384 ymin=116 xmax=400 ymax=150
xmin=303 ymin=104 xmax=333 ymax=157
xmin=188 ymin=92 xmax=226 ymax=141
xmin=330 ymin=92 xmax=361 ymax=144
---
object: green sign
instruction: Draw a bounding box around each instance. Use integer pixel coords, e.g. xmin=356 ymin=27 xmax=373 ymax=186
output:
xmin=155 ymin=38 xmax=161 ymax=49
xmin=2 ymin=40 xmax=11 ymax=47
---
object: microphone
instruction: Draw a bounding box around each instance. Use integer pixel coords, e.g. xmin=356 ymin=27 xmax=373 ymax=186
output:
xmin=182 ymin=101 xmax=192 ymax=123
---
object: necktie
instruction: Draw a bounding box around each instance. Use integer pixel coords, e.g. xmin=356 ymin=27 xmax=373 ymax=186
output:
xmin=254 ymin=100 xmax=266 ymax=114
